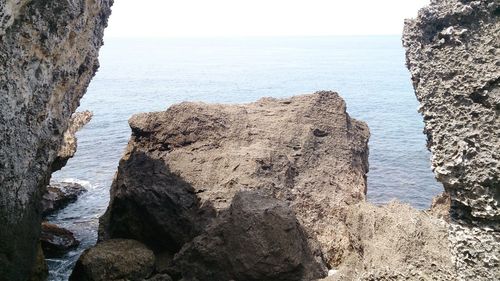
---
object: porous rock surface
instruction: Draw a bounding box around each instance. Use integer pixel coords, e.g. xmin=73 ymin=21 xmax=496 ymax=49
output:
xmin=99 ymin=91 xmax=370 ymax=267
xmin=0 ymin=0 xmax=112 ymax=280
xmin=326 ymin=202 xmax=455 ymax=280
xmin=69 ymin=239 xmax=155 ymax=281
xmin=403 ymin=0 xmax=500 ymax=279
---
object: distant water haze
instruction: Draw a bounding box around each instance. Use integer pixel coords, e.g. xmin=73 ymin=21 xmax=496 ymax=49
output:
xmin=105 ymin=0 xmax=430 ymax=38
xmin=48 ymin=36 xmax=442 ymax=280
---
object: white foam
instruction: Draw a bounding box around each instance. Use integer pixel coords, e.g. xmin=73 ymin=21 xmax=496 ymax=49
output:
xmin=53 ymin=178 xmax=94 ymax=190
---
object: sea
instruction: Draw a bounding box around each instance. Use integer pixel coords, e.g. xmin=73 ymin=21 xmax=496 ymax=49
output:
xmin=47 ymin=36 xmax=442 ymax=280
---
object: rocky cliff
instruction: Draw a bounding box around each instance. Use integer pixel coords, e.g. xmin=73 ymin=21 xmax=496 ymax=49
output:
xmin=403 ymin=0 xmax=499 ymax=279
xmin=0 ymin=0 xmax=112 ymax=280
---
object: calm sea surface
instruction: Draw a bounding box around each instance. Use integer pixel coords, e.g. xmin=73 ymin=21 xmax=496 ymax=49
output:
xmin=48 ymin=36 xmax=442 ymax=280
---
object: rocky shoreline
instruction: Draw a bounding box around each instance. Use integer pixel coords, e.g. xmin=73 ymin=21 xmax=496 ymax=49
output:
xmin=0 ymin=0 xmax=498 ymax=280
xmin=71 ymin=92 xmax=455 ymax=281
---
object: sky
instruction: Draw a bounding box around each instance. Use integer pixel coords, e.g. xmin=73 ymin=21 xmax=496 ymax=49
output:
xmin=105 ymin=0 xmax=430 ymax=38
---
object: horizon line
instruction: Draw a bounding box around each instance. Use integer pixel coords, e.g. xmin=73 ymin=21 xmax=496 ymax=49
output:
xmin=104 ymin=34 xmax=404 ymax=40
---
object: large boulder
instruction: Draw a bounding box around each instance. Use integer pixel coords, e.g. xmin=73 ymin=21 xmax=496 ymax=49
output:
xmin=70 ymin=239 xmax=155 ymax=281
xmin=0 ymin=0 xmax=112 ymax=280
xmin=99 ymin=91 xmax=370 ymax=265
xmin=173 ymin=191 xmax=327 ymax=281
xmin=403 ymin=0 xmax=500 ymax=279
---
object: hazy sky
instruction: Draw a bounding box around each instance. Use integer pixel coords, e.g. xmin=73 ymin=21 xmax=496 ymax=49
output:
xmin=105 ymin=0 xmax=430 ymax=38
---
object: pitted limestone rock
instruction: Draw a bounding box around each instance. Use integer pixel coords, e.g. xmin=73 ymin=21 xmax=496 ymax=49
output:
xmin=403 ymin=0 xmax=500 ymax=279
xmin=0 ymin=0 xmax=112 ymax=280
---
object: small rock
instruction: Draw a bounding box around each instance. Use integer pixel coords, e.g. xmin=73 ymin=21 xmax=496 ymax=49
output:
xmin=70 ymin=239 xmax=155 ymax=281
xmin=40 ymin=222 xmax=79 ymax=258
xmin=41 ymin=182 xmax=87 ymax=216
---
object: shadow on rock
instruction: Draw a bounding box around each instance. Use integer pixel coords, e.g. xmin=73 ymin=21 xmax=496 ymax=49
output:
xmin=173 ymin=190 xmax=327 ymax=281
xmin=99 ymin=150 xmax=216 ymax=254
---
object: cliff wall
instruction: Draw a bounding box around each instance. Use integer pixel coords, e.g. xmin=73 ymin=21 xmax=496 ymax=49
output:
xmin=403 ymin=0 xmax=499 ymax=279
xmin=0 ymin=0 xmax=112 ymax=280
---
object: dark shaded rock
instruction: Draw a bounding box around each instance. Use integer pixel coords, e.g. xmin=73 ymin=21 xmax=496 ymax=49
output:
xmin=144 ymin=274 xmax=173 ymax=281
xmin=0 ymin=1 xmax=112 ymax=279
xmin=403 ymin=0 xmax=500 ymax=279
xmin=100 ymin=92 xmax=369 ymax=266
xmin=41 ymin=182 xmax=87 ymax=216
xmin=154 ymin=252 xmax=174 ymax=275
xmin=28 ymin=243 xmax=49 ymax=281
xmin=174 ymin=191 xmax=327 ymax=281
xmin=70 ymin=239 xmax=155 ymax=281
xmin=40 ymin=222 xmax=79 ymax=258
xmin=98 ymin=151 xmax=210 ymax=254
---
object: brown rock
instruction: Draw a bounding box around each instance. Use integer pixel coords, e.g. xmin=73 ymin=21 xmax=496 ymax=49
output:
xmin=327 ymin=202 xmax=455 ymax=280
xmin=40 ymin=222 xmax=79 ymax=258
xmin=70 ymin=239 xmax=155 ymax=281
xmin=173 ymin=191 xmax=327 ymax=281
xmin=429 ymin=192 xmax=451 ymax=222
xmin=100 ymin=91 xmax=369 ymax=267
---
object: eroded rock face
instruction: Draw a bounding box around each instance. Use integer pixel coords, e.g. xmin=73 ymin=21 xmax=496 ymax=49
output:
xmin=52 ymin=110 xmax=93 ymax=172
xmin=0 ymin=0 xmax=112 ymax=280
xmin=100 ymin=91 xmax=370 ymax=266
xmin=174 ymin=191 xmax=327 ymax=281
xmin=330 ymin=202 xmax=455 ymax=280
xmin=403 ymin=0 xmax=500 ymax=279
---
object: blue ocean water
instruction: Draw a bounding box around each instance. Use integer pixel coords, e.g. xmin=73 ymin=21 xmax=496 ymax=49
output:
xmin=48 ymin=36 xmax=442 ymax=280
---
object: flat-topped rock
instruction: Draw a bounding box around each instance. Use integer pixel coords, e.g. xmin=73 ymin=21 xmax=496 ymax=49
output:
xmin=100 ymin=91 xmax=370 ymax=266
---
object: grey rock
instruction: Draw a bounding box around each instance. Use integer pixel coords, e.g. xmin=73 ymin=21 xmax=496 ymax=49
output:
xmin=0 ymin=0 xmax=112 ymax=279
xmin=403 ymin=0 xmax=500 ymax=279
xmin=41 ymin=181 xmax=87 ymax=216
xmin=52 ymin=110 xmax=93 ymax=172
xmin=173 ymin=191 xmax=327 ymax=281
xmin=70 ymin=239 xmax=155 ymax=281
xmin=99 ymin=92 xmax=370 ymax=267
